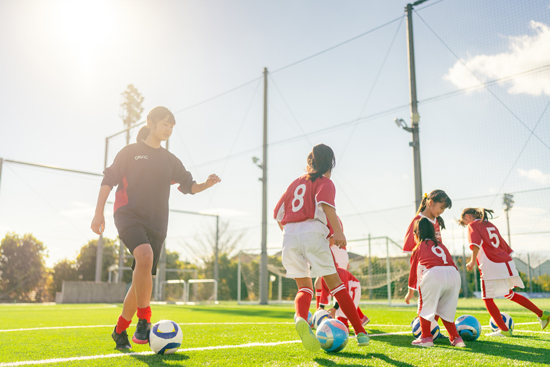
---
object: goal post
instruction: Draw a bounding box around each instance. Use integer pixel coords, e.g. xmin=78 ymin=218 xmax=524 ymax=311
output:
xmin=186 ymin=279 xmax=218 ymax=304
xmin=160 ymin=280 xmax=187 ymax=303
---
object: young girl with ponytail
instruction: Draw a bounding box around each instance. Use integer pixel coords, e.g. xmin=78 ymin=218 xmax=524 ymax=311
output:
xmin=273 ymin=144 xmax=369 ymax=352
xmin=403 ymin=190 xmax=452 ymax=254
xmin=459 ymin=208 xmax=550 ymax=336
xmin=91 ymin=106 xmax=221 ymax=349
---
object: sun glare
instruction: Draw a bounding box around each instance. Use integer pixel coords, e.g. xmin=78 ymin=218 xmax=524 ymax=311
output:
xmin=56 ymin=1 xmax=114 ymax=68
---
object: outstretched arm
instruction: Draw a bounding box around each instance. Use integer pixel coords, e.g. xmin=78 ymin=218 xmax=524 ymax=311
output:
xmin=191 ymin=174 xmax=221 ymax=194
xmin=91 ymin=185 xmax=112 ymax=235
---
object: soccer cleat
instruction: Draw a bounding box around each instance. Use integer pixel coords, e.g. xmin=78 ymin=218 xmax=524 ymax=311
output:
xmin=112 ymin=326 xmax=132 ymax=349
xmin=450 ymin=336 xmax=466 ymax=347
xmin=356 ymin=332 xmax=370 ymax=346
xmin=411 ymin=336 xmax=434 ymax=347
xmin=132 ymin=318 xmax=151 ymax=344
xmin=538 ymin=310 xmax=550 ymax=330
xmin=487 ymin=329 xmax=512 ymax=337
xmin=295 ymin=317 xmax=320 ymax=352
xmin=360 ymin=316 xmax=370 ymax=326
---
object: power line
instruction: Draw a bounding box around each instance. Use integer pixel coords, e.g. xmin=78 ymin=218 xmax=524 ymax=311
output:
xmin=414 ymin=10 xmax=550 ymax=152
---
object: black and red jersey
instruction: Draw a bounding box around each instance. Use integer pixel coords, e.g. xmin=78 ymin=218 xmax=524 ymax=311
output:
xmin=101 ymin=141 xmax=195 ymax=237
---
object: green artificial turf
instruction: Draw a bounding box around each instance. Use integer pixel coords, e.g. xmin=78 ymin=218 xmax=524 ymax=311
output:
xmin=0 ymin=299 xmax=549 ymax=366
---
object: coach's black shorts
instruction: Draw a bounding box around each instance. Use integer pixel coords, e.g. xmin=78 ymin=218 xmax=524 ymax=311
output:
xmin=118 ymin=224 xmax=165 ymax=276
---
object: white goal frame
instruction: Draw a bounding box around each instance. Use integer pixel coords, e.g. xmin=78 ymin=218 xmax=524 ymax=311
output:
xmin=186 ymin=279 xmax=218 ymax=304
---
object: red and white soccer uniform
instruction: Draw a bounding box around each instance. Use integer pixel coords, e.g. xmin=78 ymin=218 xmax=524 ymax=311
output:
xmin=320 ymin=268 xmax=361 ymax=319
xmin=274 ymin=175 xmax=338 ymax=278
xmin=408 ymin=239 xmax=461 ymax=323
xmin=403 ymin=214 xmax=442 ymax=254
xmin=468 ymin=219 xmax=524 ymax=299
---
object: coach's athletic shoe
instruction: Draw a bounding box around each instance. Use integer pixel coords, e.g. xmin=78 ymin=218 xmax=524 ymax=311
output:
xmin=450 ymin=336 xmax=466 ymax=348
xmin=295 ymin=317 xmax=320 ymax=352
xmin=356 ymin=332 xmax=370 ymax=346
xmin=411 ymin=336 xmax=434 ymax=347
xmin=360 ymin=316 xmax=370 ymax=326
xmin=538 ymin=310 xmax=550 ymax=330
xmin=487 ymin=329 xmax=512 ymax=337
xmin=132 ymin=318 xmax=151 ymax=344
xmin=112 ymin=326 xmax=132 ymax=349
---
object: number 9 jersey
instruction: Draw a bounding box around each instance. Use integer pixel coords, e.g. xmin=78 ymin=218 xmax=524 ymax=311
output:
xmin=273 ymin=174 xmax=336 ymax=229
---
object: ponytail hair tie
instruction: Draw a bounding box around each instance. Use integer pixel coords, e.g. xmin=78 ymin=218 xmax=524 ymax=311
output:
xmin=423 ymin=193 xmax=428 ymax=198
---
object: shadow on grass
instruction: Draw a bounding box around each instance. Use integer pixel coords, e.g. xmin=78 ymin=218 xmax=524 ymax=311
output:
xmin=184 ymin=306 xmax=293 ymax=320
xmin=129 ymin=353 xmax=190 ymax=366
xmin=376 ymin=332 xmax=549 ymax=364
xmin=315 ymin=352 xmax=416 ymax=367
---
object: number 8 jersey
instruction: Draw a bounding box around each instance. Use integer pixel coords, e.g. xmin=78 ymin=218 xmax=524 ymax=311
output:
xmin=273 ymin=174 xmax=336 ymax=230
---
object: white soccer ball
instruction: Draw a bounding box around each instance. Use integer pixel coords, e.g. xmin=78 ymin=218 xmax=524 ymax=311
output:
xmin=312 ymin=309 xmax=332 ymax=330
xmin=149 ymin=320 xmax=183 ymax=355
xmin=489 ymin=312 xmax=514 ymax=332
xmin=411 ymin=317 xmax=441 ymax=340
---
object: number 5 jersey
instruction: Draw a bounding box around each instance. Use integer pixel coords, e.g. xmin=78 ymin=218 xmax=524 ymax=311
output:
xmin=467 ymin=219 xmax=518 ymax=280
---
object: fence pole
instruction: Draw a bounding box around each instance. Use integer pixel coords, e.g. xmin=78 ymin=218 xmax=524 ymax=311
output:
xmin=95 ymin=235 xmax=104 ymax=282
xmin=528 ymin=253 xmax=532 ymax=292
xmin=386 ymin=237 xmax=391 ymax=306
xmin=462 ymin=246 xmax=468 ymax=297
xmin=278 ymin=275 xmax=282 ymax=302
xmin=368 ymin=234 xmax=373 ymax=300
xmin=237 ymin=252 xmax=242 ymax=305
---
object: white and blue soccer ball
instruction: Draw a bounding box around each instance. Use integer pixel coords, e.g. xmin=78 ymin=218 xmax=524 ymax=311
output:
xmin=489 ymin=312 xmax=514 ymax=332
xmin=312 ymin=309 xmax=332 ymax=330
xmin=411 ymin=317 xmax=441 ymax=340
xmin=294 ymin=311 xmax=314 ymax=328
xmin=316 ymin=319 xmax=349 ymax=352
xmin=455 ymin=315 xmax=481 ymax=341
xmin=149 ymin=320 xmax=183 ymax=355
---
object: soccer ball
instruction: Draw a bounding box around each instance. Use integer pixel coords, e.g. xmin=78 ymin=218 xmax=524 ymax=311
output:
xmin=149 ymin=320 xmax=183 ymax=355
xmin=411 ymin=317 xmax=441 ymax=340
xmin=316 ymin=319 xmax=349 ymax=352
xmin=311 ymin=309 xmax=332 ymax=330
xmin=455 ymin=315 xmax=481 ymax=341
xmin=294 ymin=311 xmax=314 ymax=328
xmin=489 ymin=312 xmax=514 ymax=332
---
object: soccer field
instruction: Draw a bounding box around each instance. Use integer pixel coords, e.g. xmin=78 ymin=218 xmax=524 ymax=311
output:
xmin=1 ymin=299 xmax=549 ymax=366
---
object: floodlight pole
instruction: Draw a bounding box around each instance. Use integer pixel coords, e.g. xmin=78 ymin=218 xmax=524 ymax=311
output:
xmin=259 ymin=67 xmax=269 ymax=305
xmin=406 ymin=2 xmax=425 ymax=210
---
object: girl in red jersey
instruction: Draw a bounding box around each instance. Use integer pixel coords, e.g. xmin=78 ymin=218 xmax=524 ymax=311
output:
xmin=405 ymin=218 xmax=464 ymax=348
xmin=274 ymin=144 xmax=369 ymax=352
xmin=459 ymin=208 xmax=550 ymax=336
xmin=91 ymin=107 xmax=221 ymax=349
xmin=403 ymin=190 xmax=452 ymax=254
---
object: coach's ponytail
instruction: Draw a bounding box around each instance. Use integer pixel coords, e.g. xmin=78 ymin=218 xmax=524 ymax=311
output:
xmin=306 ymin=144 xmax=335 ymax=182
xmin=416 ymin=189 xmax=452 ymax=230
xmin=136 ymin=126 xmax=151 ymax=143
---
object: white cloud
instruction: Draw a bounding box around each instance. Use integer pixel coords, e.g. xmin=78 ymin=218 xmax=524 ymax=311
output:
xmin=444 ymin=21 xmax=550 ymax=96
xmin=518 ymin=168 xmax=550 ymax=185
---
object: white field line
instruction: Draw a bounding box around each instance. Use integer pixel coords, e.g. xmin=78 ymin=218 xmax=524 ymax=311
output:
xmin=0 ymin=326 xmax=547 ymax=367
xmin=0 ymin=321 xmax=539 ymax=333
xmin=0 ymin=331 xmax=412 ymax=367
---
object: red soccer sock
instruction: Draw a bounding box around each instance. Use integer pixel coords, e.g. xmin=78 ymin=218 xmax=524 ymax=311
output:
xmin=484 ymin=298 xmax=508 ymax=331
xmin=357 ymin=307 xmax=365 ymax=319
xmin=315 ymin=289 xmax=322 ymax=309
xmin=442 ymin=319 xmax=460 ymax=341
xmin=295 ymin=287 xmax=313 ymax=321
xmin=509 ymin=292 xmax=543 ymax=317
xmin=420 ymin=317 xmax=432 ymax=338
xmin=331 ymin=283 xmax=366 ymax=335
xmin=115 ymin=315 xmax=132 ymax=334
xmin=136 ymin=306 xmax=152 ymax=323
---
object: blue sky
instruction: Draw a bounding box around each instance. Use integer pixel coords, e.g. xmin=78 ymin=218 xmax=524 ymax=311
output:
xmin=0 ymin=0 xmax=549 ymax=268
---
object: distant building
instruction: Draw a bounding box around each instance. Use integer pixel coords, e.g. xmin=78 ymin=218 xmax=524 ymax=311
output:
xmin=534 ymin=260 xmax=550 ymax=277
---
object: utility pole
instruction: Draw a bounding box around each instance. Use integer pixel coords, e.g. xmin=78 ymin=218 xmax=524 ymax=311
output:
xmin=406 ymin=1 xmax=425 ymax=210
xmin=214 ymin=215 xmax=219 ymax=285
xmin=503 ymin=193 xmax=514 ymax=246
xmin=259 ymin=67 xmax=269 ymax=305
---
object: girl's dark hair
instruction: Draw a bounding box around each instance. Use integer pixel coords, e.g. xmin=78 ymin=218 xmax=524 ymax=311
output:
xmin=306 ymin=144 xmax=335 ymax=182
xmin=416 ymin=189 xmax=452 ymax=230
xmin=458 ymin=207 xmax=494 ymax=226
xmin=414 ymin=217 xmax=438 ymax=246
xmin=136 ymin=106 xmax=176 ymax=143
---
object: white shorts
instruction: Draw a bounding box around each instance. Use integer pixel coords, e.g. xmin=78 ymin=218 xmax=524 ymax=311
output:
xmin=481 ymin=276 xmax=524 ymax=299
xmin=418 ymin=266 xmax=461 ymax=323
xmin=282 ymin=220 xmax=337 ymax=279
xmin=335 ymin=280 xmax=361 ymax=319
